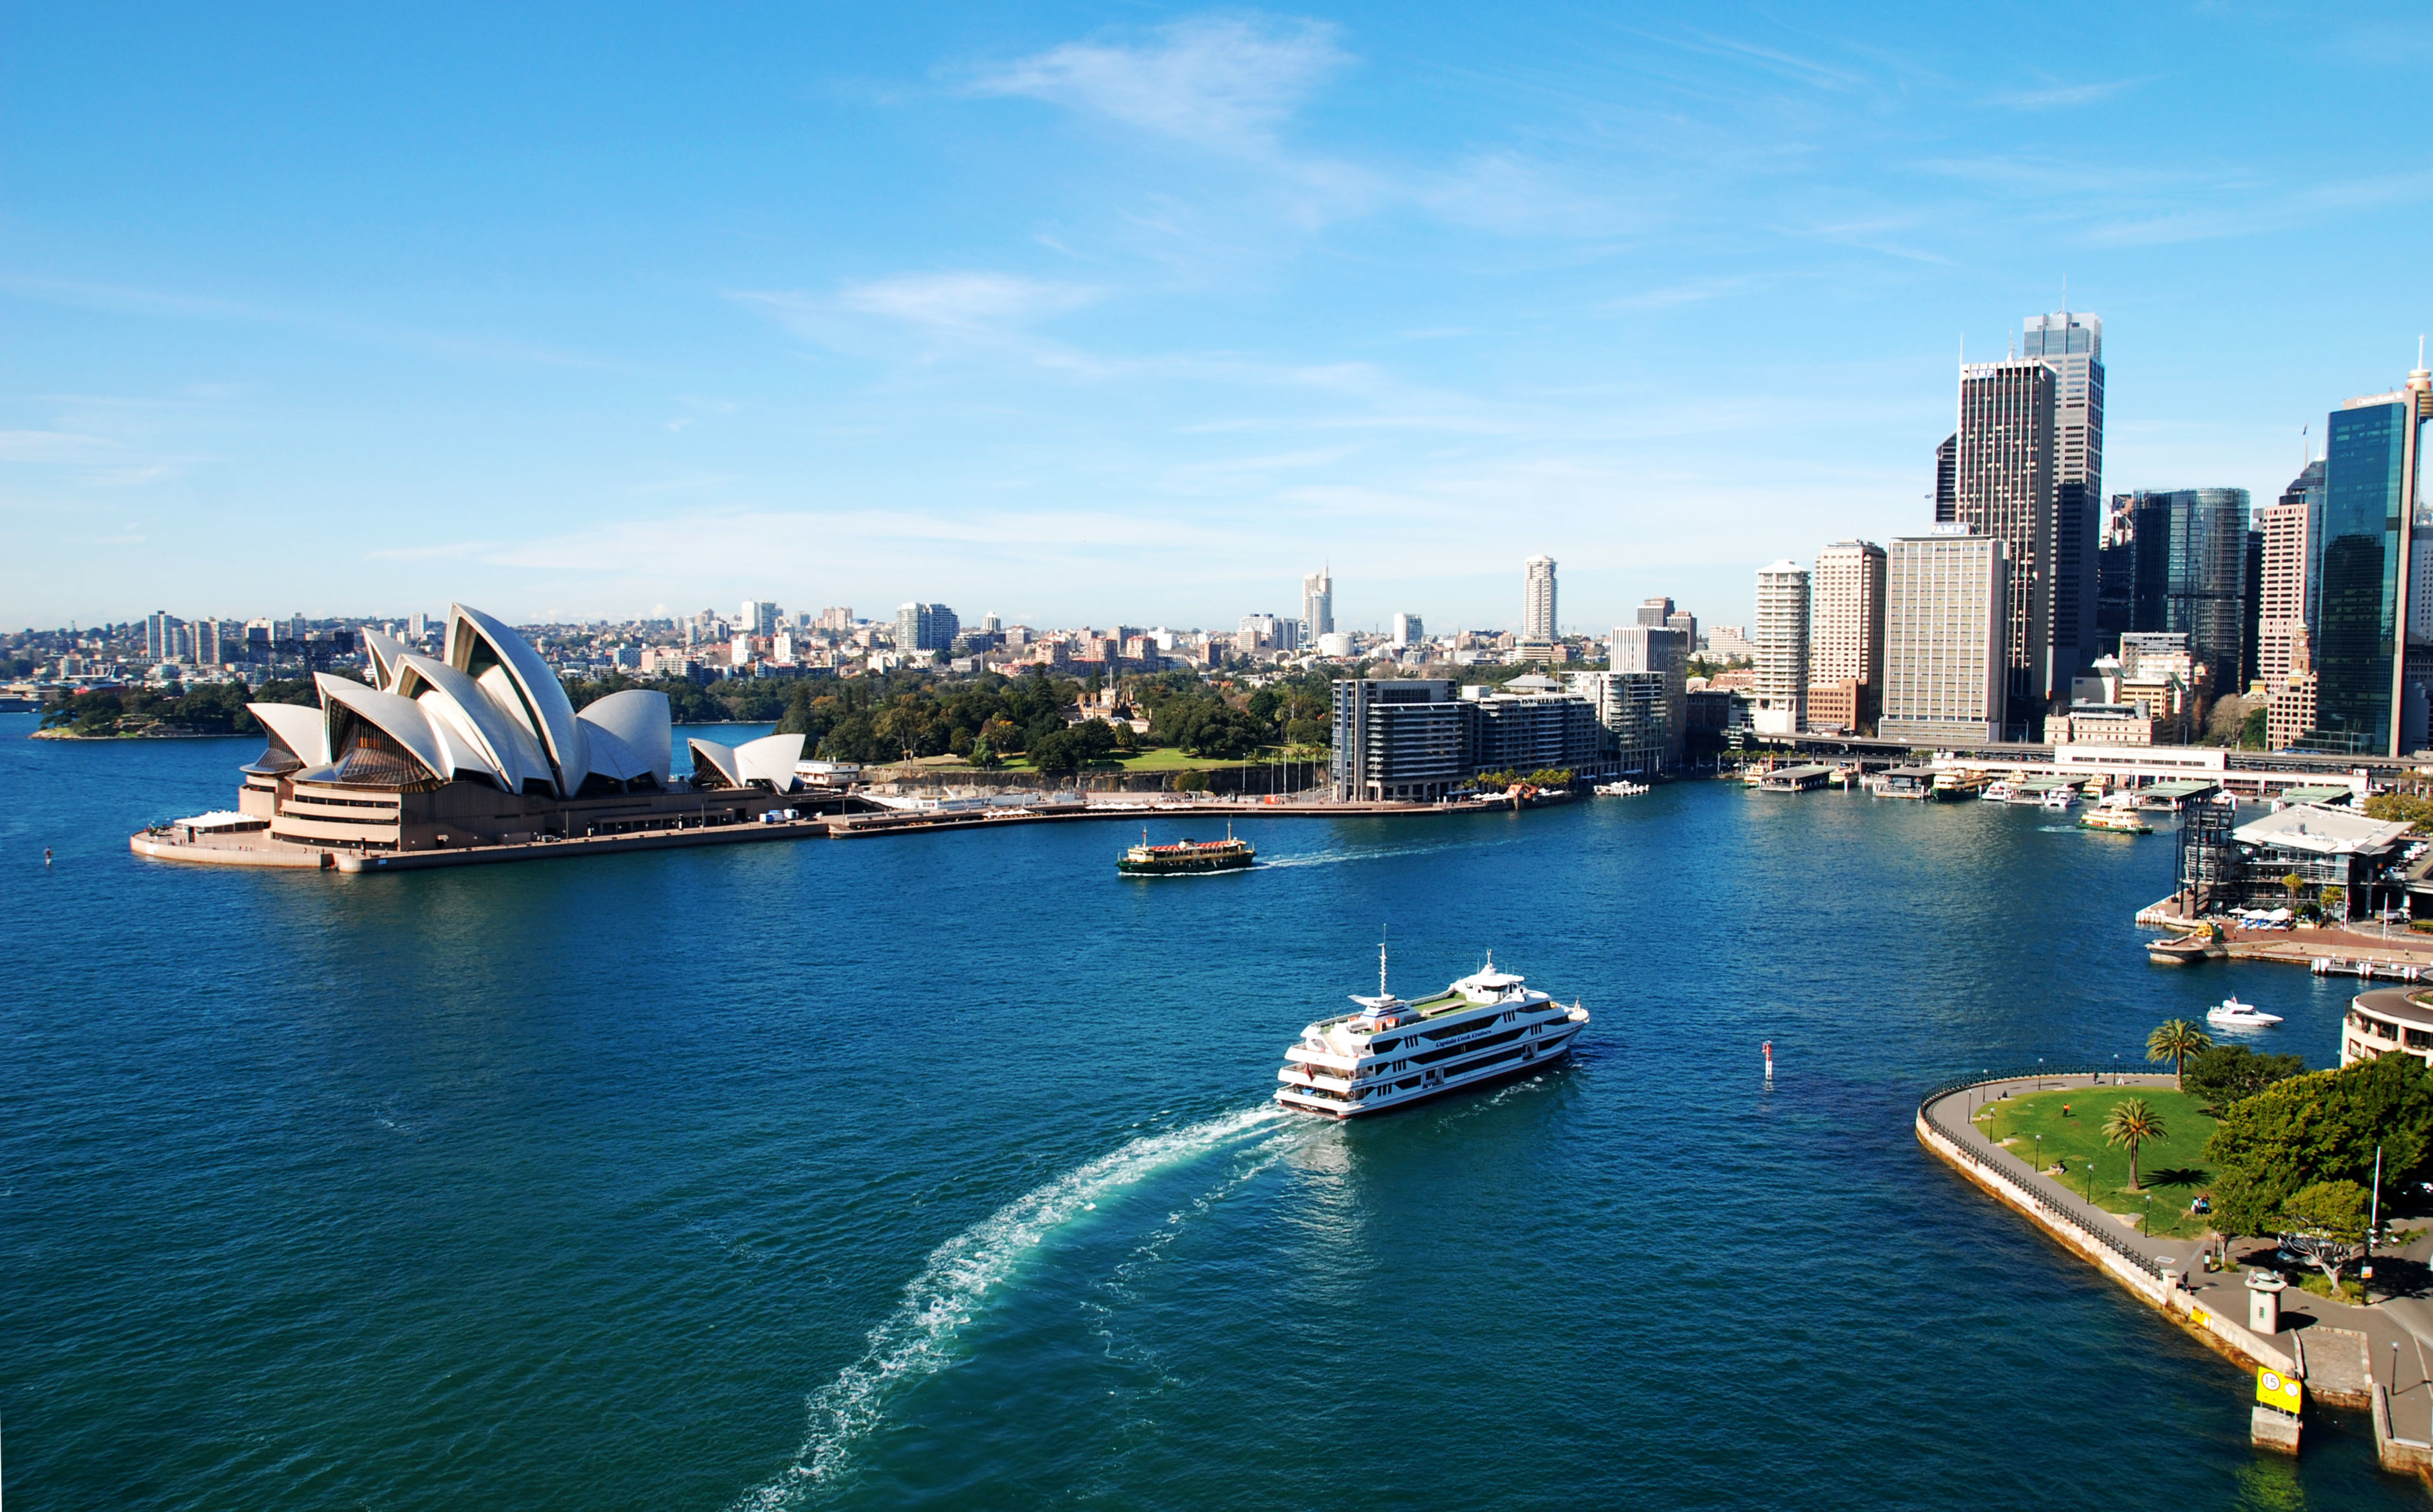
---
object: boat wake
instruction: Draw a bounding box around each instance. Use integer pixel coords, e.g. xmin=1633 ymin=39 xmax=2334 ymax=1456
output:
xmin=732 ymin=1105 xmax=1295 ymax=1508
xmin=1257 ymin=836 xmax=1522 ymax=871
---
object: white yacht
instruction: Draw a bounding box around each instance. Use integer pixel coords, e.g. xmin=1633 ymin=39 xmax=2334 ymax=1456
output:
xmin=2207 ymin=997 xmax=2284 ymax=1029
xmin=1277 ymin=949 xmax=1590 ymax=1118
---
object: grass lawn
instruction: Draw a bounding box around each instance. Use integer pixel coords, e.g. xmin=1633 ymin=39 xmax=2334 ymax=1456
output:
xmin=1972 ymin=1084 xmax=2220 ymax=1241
xmin=933 ymin=748 xmax=1303 ymax=775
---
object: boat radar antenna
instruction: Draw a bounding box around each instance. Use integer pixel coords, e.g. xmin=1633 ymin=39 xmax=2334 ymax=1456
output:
xmin=1379 ymin=927 xmax=1390 ymax=1000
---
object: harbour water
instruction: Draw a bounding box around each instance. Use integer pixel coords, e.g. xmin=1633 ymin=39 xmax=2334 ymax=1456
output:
xmin=1 ymin=714 xmax=2416 ymax=1509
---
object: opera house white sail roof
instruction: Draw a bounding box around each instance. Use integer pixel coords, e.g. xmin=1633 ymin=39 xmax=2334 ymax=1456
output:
xmin=248 ymin=605 xmax=697 ymax=797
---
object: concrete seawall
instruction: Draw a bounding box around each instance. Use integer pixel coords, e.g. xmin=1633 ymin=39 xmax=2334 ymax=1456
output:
xmin=1914 ymin=1078 xmax=2297 ymax=1380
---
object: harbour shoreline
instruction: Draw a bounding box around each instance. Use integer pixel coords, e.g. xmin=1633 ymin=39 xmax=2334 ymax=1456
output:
xmin=1918 ymin=1070 xmax=2433 ymax=1483
xmin=129 ymin=793 xmax=1546 ymax=872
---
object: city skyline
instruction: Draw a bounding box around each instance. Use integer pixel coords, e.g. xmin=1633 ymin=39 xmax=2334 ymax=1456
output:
xmin=8 ymin=7 xmax=2433 ymax=629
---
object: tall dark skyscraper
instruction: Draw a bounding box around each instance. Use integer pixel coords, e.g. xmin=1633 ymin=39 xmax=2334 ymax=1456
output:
xmin=2242 ymin=527 xmax=2264 ymax=693
xmin=2304 ymin=366 xmax=2433 ymax=755
xmin=1952 ymin=358 xmax=2056 ymax=738
xmin=2096 ymin=494 xmax=2135 ymax=656
xmin=1933 ymin=433 xmax=1956 ymax=523
xmin=2120 ymin=488 xmax=2252 ymax=688
xmin=2021 ymin=312 xmax=2103 ymax=693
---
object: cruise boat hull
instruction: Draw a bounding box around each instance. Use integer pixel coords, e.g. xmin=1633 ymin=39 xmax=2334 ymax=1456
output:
xmin=1276 ymin=1033 xmax=1583 ymax=1119
xmin=1275 ymin=954 xmax=1590 ymax=1119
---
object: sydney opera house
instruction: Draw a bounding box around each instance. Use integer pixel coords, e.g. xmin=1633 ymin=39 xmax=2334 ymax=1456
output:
xmin=183 ymin=604 xmax=816 ymax=860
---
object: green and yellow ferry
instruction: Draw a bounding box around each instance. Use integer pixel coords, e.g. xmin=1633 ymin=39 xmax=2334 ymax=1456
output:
xmin=1117 ymin=825 xmax=1255 ymax=876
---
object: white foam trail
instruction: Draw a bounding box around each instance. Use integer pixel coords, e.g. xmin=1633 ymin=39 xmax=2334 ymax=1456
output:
xmin=734 ymin=1105 xmax=1293 ymax=1508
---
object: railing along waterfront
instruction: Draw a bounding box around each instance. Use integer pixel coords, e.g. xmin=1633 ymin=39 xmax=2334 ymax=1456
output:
xmin=1917 ymin=1068 xmax=2165 ymax=1280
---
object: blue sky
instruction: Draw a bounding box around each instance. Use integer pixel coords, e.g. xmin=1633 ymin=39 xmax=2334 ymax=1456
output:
xmin=7 ymin=3 xmax=2431 ymax=635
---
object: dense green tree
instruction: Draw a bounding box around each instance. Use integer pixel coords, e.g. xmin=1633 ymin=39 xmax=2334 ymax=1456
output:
xmin=2182 ymin=1045 xmax=2308 ymax=1113
xmin=2204 ymin=1055 xmax=2433 ymax=1237
xmin=41 ymin=675 xmax=332 ymax=737
xmin=2364 ymin=791 xmax=2433 ymax=827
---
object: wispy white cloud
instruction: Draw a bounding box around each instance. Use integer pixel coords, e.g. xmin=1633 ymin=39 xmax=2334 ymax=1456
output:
xmin=834 ymin=271 xmax=1100 ymax=332
xmin=1602 ymin=274 xmax=1771 ymax=311
xmin=0 ymin=429 xmax=120 ymax=464
xmin=1984 ymin=75 xmax=2157 ymax=109
xmin=0 ymin=272 xmax=612 ymax=369
xmin=2085 ymin=168 xmax=2433 ymax=246
xmin=964 ymin=16 xmax=1347 ymax=152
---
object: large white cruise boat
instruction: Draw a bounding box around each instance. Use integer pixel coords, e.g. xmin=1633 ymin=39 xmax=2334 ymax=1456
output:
xmin=1276 ymin=950 xmax=1589 ymax=1118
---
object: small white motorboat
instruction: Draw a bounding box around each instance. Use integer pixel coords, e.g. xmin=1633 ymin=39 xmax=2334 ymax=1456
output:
xmin=2206 ymin=997 xmax=2284 ymax=1029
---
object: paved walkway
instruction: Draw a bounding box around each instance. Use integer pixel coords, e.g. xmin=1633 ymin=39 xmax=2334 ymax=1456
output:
xmin=1926 ymin=1071 xmax=2433 ymax=1441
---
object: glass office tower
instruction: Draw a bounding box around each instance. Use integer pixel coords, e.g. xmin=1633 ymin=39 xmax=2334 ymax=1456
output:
xmin=2305 ymin=372 xmax=2433 ymax=755
xmin=2121 ymin=488 xmax=2252 ymax=690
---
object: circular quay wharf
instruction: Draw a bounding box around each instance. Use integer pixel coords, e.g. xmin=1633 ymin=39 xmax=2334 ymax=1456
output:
xmin=1922 ymin=1067 xmax=2433 ymax=1485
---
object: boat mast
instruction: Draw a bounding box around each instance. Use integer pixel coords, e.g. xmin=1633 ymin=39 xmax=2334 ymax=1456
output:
xmin=1379 ymin=927 xmax=1390 ymax=1000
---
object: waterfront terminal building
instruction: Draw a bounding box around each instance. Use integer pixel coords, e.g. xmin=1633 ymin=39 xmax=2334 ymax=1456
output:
xmin=1330 ymin=675 xmax=1671 ymax=801
xmin=177 ymin=605 xmax=809 ymax=861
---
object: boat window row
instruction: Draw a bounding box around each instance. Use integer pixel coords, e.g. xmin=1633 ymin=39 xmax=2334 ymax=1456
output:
xmin=1408 ymin=1026 xmax=1526 ymax=1066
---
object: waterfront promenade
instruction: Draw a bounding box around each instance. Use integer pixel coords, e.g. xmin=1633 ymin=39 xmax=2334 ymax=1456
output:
xmin=2138 ymin=903 xmax=2433 ymax=979
xmin=1921 ymin=1071 xmax=2433 ymax=1463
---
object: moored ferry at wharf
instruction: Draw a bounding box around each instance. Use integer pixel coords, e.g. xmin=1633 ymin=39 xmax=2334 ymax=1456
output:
xmin=1277 ymin=949 xmax=1589 ymax=1117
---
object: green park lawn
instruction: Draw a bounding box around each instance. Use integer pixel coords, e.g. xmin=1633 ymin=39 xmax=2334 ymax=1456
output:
xmin=1972 ymin=1085 xmax=2220 ymax=1241
xmin=964 ymin=747 xmax=1302 ymax=774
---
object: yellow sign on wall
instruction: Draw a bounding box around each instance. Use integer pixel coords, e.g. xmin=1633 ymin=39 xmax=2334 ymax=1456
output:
xmin=2257 ymin=1368 xmax=2303 ymax=1413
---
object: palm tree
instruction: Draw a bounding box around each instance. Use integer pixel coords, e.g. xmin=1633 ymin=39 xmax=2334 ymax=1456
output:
xmin=2103 ymin=1099 xmax=2167 ymax=1192
xmin=2146 ymin=1019 xmax=2212 ymax=1091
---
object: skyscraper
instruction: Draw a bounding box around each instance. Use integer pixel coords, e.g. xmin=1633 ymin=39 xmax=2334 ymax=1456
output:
xmin=1880 ymin=530 xmax=2008 ymax=744
xmin=1302 ymin=569 xmax=1334 ymax=639
xmin=1609 ymin=624 xmax=1689 ymax=764
xmin=2255 ymin=465 xmax=2319 ymax=688
xmin=1810 ymin=539 xmax=1887 ymax=733
xmin=2304 ymin=363 xmax=2433 ymax=754
xmin=1635 ymin=596 xmax=1674 ymax=628
xmin=1934 ymin=434 xmax=1957 ymax=523
xmin=1665 ymin=609 xmax=1698 ymax=653
xmin=2243 ymin=527 xmax=2264 ymax=693
xmin=1953 ymin=358 xmax=2057 ymax=738
xmin=2096 ymin=495 xmax=2136 ymax=656
xmin=1522 ymin=557 xmax=1557 ymax=642
xmin=1751 ymin=560 xmax=1810 ymax=737
xmin=1392 ymin=613 xmax=1423 ymax=649
xmin=742 ymin=600 xmax=780 ymax=636
xmin=2119 ymin=488 xmax=2252 ymax=696
xmin=2022 ymin=312 xmax=2105 ymax=692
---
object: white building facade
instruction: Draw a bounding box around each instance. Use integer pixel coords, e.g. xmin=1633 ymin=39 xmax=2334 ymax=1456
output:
xmin=1751 ymin=560 xmax=1810 ymax=737
xmin=1522 ymin=556 xmax=1557 ymax=643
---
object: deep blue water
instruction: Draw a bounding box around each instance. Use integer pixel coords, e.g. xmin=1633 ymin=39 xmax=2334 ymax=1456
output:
xmin=0 ymin=712 xmax=2414 ymax=1509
